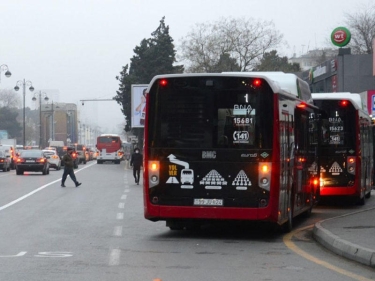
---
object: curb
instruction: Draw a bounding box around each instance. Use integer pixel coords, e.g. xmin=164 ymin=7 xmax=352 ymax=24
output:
xmin=313 ymin=208 xmax=375 ymax=268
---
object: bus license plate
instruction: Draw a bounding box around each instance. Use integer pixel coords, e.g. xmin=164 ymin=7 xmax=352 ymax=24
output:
xmin=193 ymin=198 xmax=223 ymax=206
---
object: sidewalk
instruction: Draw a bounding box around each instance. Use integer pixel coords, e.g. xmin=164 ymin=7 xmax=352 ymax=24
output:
xmin=313 ymin=206 xmax=375 ymax=268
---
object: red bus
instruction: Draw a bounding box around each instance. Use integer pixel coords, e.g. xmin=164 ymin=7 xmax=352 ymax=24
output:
xmin=312 ymin=93 xmax=373 ymax=204
xmin=96 ymin=134 xmax=123 ymax=164
xmin=143 ymin=72 xmax=320 ymax=232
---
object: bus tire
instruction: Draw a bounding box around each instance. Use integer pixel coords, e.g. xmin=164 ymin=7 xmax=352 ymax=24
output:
xmin=365 ymin=190 xmax=371 ymax=199
xmin=358 ymin=194 xmax=365 ymax=205
xmin=281 ymin=208 xmax=293 ymax=233
xmin=167 ymin=220 xmax=184 ymax=231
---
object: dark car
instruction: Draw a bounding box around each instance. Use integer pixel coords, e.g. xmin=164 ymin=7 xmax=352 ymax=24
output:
xmin=0 ymin=150 xmax=11 ymax=172
xmin=15 ymin=149 xmax=50 ymax=175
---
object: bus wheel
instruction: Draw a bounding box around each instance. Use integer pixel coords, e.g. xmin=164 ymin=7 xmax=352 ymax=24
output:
xmin=357 ymin=194 xmax=365 ymax=205
xmin=282 ymin=208 xmax=293 ymax=233
xmin=365 ymin=190 xmax=371 ymax=199
xmin=167 ymin=220 xmax=184 ymax=231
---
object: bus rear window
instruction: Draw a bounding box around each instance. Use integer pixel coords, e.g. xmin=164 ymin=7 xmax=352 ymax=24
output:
xmin=98 ymin=137 xmax=119 ymax=143
xmin=148 ymin=76 xmax=273 ymax=149
xmin=314 ymin=100 xmax=356 ymax=147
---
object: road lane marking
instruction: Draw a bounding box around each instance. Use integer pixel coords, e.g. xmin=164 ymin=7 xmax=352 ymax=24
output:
xmin=0 ymin=252 xmax=27 ymax=257
xmin=121 ymin=194 xmax=127 ymax=200
xmin=118 ymin=202 xmax=125 ymax=209
xmin=283 ymin=225 xmax=373 ymax=281
xmin=0 ymin=164 xmax=94 ymax=212
xmin=116 ymin=213 xmax=124 ymax=220
xmin=108 ymin=249 xmax=121 ymax=266
xmin=113 ymin=226 xmax=123 ymax=236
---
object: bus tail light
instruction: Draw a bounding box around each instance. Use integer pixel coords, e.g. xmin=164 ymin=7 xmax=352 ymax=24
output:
xmin=347 ymin=156 xmax=356 ymax=175
xmin=339 ymin=100 xmax=349 ymax=107
xmin=148 ymin=161 xmax=160 ymax=188
xmin=258 ymin=162 xmax=271 ymax=191
xmin=159 ymin=79 xmax=168 ymax=87
xmin=252 ymin=78 xmax=262 ymax=87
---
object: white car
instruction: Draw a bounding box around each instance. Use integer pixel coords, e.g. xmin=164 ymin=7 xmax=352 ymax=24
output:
xmin=42 ymin=149 xmax=61 ymax=170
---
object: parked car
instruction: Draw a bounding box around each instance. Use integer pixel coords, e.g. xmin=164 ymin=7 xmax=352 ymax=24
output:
xmin=15 ymin=149 xmax=50 ymax=175
xmin=0 ymin=149 xmax=11 ymax=172
xmin=42 ymin=149 xmax=61 ymax=170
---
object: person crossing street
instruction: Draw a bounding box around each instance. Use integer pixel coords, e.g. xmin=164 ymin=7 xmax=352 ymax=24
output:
xmin=61 ymin=147 xmax=82 ymax=188
xmin=130 ymin=148 xmax=143 ymax=185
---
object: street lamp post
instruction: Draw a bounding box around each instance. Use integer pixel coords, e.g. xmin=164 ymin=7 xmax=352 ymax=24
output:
xmin=0 ymin=64 xmax=12 ymax=82
xmin=14 ymin=79 xmax=34 ymax=148
xmin=32 ymin=91 xmax=48 ymax=148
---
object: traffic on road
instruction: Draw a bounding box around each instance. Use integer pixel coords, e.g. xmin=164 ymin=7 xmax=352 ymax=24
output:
xmin=0 ymin=160 xmax=374 ymax=281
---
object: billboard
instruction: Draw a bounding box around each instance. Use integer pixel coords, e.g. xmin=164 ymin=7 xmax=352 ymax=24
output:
xmin=0 ymin=130 xmax=8 ymax=140
xmin=131 ymin=84 xmax=148 ymax=128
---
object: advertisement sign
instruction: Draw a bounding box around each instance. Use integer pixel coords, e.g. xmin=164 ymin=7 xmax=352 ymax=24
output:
xmin=331 ymin=27 xmax=351 ymax=47
xmin=131 ymin=84 xmax=148 ymax=128
xmin=0 ymin=130 xmax=8 ymax=140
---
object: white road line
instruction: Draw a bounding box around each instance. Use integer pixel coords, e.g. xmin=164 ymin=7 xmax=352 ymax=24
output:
xmin=113 ymin=226 xmax=123 ymax=236
xmin=116 ymin=213 xmax=124 ymax=220
xmin=121 ymin=194 xmax=127 ymax=200
xmin=0 ymin=163 xmax=94 ymax=212
xmin=108 ymin=249 xmax=121 ymax=266
xmin=0 ymin=251 xmax=27 ymax=257
xmin=118 ymin=202 xmax=125 ymax=209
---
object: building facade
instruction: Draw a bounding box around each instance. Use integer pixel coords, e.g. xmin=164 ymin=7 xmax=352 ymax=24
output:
xmin=297 ymin=48 xmax=375 ymax=113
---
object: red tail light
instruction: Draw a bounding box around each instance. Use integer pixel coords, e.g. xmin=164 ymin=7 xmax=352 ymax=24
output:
xmin=159 ymin=79 xmax=168 ymax=86
xmin=252 ymin=79 xmax=262 ymax=87
xmin=339 ymin=100 xmax=349 ymax=107
xmin=37 ymin=158 xmax=46 ymax=163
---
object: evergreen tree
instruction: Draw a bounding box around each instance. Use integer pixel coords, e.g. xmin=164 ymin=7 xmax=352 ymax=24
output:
xmin=114 ymin=17 xmax=184 ymax=137
xmin=0 ymin=107 xmax=22 ymax=139
xmin=255 ymin=50 xmax=301 ymax=72
xmin=211 ymin=53 xmax=241 ymax=72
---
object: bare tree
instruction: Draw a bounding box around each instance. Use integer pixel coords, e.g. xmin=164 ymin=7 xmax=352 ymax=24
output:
xmin=344 ymin=3 xmax=375 ymax=54
xmin=179 ymin=17 xmax=283 ymax=72
xmin=0 ymin=89 xmax=21 ymax=108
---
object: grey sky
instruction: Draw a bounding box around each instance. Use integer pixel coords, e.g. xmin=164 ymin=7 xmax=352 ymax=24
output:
xmin=0 ymin=0 xmax=369 ymax=133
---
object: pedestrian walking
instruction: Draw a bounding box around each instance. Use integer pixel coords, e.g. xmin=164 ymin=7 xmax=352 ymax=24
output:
xmin=61 ymin=147 xmax=82 ymax=187
xmin=130 ymin=147 xmax=143 ymax=185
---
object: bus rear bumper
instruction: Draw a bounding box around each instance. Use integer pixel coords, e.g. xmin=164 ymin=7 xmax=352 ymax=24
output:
xmin=144 ymin=204 xmax=273 ymax=222
xmin=320 ymin=186 xmax=359 ymax=196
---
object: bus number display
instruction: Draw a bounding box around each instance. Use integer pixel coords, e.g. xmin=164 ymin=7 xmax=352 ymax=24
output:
xmin=233 ymin=118 xmax=251 ymax=125
xmin=329 ymin=126 xmax=344 ymax=132
xmin=330 ymin=135 xmax=341 ymax=144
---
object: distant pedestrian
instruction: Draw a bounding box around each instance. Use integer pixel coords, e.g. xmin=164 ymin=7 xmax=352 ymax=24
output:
xmin=61 ymin=147 xmax=82 ymax=187
xmin=130 ymin=147 xmax=143 ymax=185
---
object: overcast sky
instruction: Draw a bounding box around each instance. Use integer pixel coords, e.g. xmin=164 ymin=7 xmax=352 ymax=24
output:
xmin=0 ymin=0 xmax=370 ymax=134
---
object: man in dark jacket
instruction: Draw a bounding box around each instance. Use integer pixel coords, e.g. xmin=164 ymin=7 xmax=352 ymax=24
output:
xmin=130 ymin=148 xmax=143 ymax=185
xmin=61 ymin=147 xmax=82 ymax=187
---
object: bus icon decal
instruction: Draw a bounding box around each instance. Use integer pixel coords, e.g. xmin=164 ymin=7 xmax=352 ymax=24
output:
xmin=200 ymin=170 xmax=227 ymax=189
xmin=329 ymin=162 xmax=342 ymax=175
xmin=232 ymin=170 xmax=252 ymax=190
